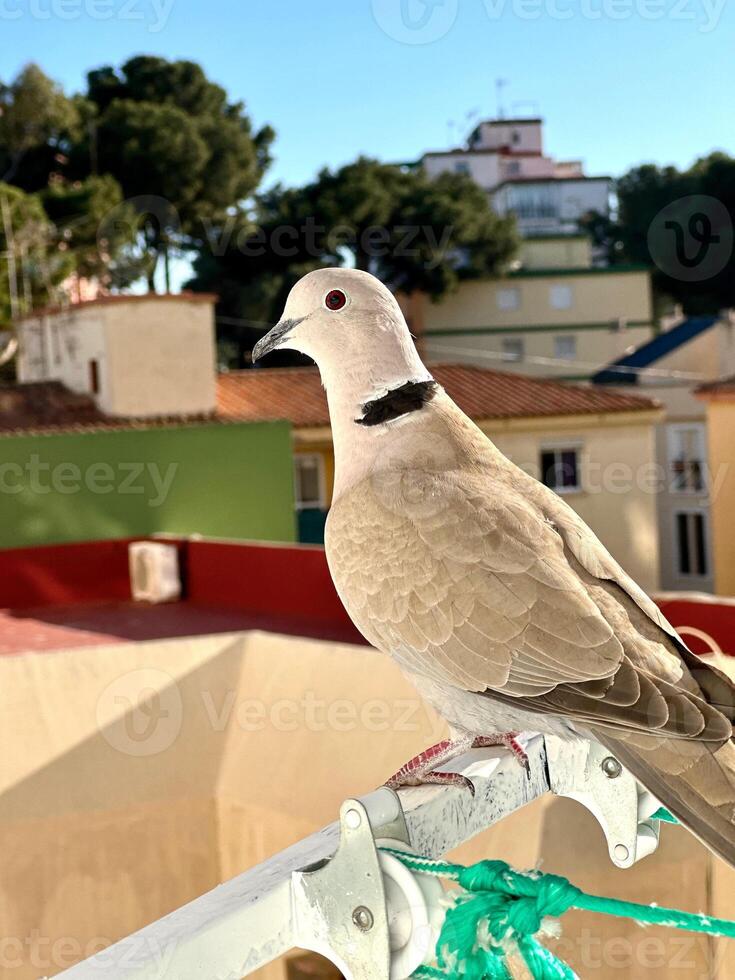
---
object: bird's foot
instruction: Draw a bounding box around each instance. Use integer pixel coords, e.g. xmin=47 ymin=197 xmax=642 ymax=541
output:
xmin=385 ymin=732 xmax=529 ymax=796
xmin=386 ymin=737 xmax=476 ymax=794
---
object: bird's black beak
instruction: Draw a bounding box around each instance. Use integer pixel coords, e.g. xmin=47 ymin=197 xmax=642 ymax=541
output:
xmin=252 ymin=317 xmax=304 ymax=363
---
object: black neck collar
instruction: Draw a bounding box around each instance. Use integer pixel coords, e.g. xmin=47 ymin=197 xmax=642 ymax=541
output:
xmin=355 ymin=379 xmax=437 ymax=427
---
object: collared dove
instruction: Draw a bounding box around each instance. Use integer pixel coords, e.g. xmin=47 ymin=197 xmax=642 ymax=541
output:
xmin=254 ymin=267 xmax=735 ymax=866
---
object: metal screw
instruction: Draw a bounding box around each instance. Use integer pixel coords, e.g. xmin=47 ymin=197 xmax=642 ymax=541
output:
xmin=344 ymin=808 xmax=362 ymax=829
xmin=352 ymin=906 xmax=374 ymax=932
xmin=601 ymin=756 xmax=622 ymax=779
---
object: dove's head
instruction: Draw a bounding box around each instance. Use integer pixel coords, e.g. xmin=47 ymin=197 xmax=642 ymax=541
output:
xmin=252 ymin=268 xmax=431 ymax=406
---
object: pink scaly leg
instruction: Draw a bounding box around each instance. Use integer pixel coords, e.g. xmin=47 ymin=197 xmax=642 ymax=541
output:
xmin=386 ymin=737 xmax=475 ymax=793
xmin=386 ymin=732 xmax=530 ymax=796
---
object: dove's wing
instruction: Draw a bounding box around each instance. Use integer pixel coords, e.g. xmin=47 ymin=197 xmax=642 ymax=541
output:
xmin=326 ymin=467 xmax=731 ymax=744
xmin=542 ymin=491 xmax=683 ymax=645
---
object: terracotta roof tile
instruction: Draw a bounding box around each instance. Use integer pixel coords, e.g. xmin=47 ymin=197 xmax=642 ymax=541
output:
xmin=696 ymin=375 xmax=735 ymax=398
xmin=0 ymin=382 xmax=217 ymax=436
xmin=216 ymin=364 xmax=660 ymax=427
xmin=3 ymin=365 xmax=660 ymax=438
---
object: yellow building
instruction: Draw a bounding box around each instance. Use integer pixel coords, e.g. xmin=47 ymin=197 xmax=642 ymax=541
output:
xmin=696 ymin=376 xmax=735 ymax=595
xmin=218 ymin=364 xmax=664 ymax=592
xmin=413 ymin=266 xmax=654 ymax=382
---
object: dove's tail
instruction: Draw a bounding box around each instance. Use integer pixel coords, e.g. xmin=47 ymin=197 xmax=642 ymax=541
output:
xmin=592 ymin=729 xmax=735 ymax=868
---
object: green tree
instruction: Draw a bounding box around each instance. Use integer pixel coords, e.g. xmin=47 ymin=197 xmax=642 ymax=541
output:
xmin=77 ymin=56 xmax=274 ymax=290
xmin=188 ymin=158 xmax=518 ymax=365
xmin=0 ymin=64 xmax=77 ymax=186
xmin=41 ymin=175 xmax=144 ymax=290
xmin=0 ymin=182 xmax=71 ymax=327
xmin=613 ymin=157 xmax=735 ymax=314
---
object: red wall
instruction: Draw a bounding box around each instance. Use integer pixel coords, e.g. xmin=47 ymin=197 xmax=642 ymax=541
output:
xmin=185 ymin=539 xmax=361 ymax=639
xmin=0 ymin=537 xmax=362 ymax=641
xmin=657 ymin=597 xmax=735 ymax=657
xmin=0 ymin=539 xmax=135 ymax=609
xmin=0 ymin=537 xmax=731 ymax=656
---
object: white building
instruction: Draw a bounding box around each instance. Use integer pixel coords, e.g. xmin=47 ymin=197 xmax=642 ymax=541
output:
xmin=420 ymin=117 xmax=612 ymax=239
xmin=15 ymin=293 xmax=218 ymax=419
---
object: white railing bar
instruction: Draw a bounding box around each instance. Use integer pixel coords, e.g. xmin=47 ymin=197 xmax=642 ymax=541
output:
xmin=53 ymin=735 xmax=549 ymax=979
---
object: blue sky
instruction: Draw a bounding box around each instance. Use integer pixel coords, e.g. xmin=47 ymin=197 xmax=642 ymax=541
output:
xmin=1 ymin=0 xmax=731 ymax=189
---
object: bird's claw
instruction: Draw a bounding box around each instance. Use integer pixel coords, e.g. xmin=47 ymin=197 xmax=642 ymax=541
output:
xmin=387 ymin=769 xmax=476 ymax=795
xmin=384 ymin=733 xmax=529 ymax=797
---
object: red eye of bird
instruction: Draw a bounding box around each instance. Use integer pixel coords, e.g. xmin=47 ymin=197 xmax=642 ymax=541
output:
xmin=325 ymin=289 xmax=347 ymax=311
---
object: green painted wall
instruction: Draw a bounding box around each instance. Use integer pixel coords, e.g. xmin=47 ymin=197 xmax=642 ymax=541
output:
xmin=0 ymin=421 xmax=297 ymax=548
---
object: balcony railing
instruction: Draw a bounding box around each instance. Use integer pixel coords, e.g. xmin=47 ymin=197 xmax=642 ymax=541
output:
xmin=54 ymin=734 xmax=666 ymax=980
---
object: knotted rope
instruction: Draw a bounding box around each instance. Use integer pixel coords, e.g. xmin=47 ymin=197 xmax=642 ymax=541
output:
xmin=381 ymin=840 xmax=735 ymax=980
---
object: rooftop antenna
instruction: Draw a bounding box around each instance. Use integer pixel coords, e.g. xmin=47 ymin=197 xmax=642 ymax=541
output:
xmin=464 ymin=108 xmax=480 ymax=147
xmin=495 ymin=78 xmax=508 ymax=119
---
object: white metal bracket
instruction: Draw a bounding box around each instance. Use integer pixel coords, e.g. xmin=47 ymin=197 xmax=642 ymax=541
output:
xmin=545 ymin=735 xmax=662 ymax=868
xmin=291 ymin=793 xmax=408 ymax=979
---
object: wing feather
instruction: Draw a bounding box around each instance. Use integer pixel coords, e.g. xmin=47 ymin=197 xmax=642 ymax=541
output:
xmin=326 ymin=470 xmax=623 ymax=696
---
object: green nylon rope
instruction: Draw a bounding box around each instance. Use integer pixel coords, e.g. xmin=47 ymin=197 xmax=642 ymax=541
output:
xmin=651 ymin=806 xmax=679 ymax=824
xmin=381 ymin=840 xmax=735 ymax=980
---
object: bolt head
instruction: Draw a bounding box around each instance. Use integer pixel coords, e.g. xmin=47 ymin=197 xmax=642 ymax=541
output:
xmin=344 ymin=808 xmax=362 ymax=829
xmin=602 ymin=756 xmax=622 ymax=779
xmin=352 ymin=906 xmax=374 ymax=932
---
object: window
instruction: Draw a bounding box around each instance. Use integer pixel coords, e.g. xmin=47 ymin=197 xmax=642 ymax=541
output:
xmin=88 ymin=359 xmax=100 ymax=394
xmin=549 ymin=284 xmax=573 ymax=310
xmin=501 ymin=338 xmax=524 ymax=362
xmin=540 ymin=447 xmax=581 ymax=492
xmin=675 ymin=511 xmax=708 ymax=577
xmin=496 ymin=287 xmax=520 ymax=311
xmin=454 ymin=161 xmax=470 ymax=175
xmin=294 ymin=454 xmax=326 ymax=510
xmin=506 ymin=161 xmax=521 ymax=176
xmin=554 ymin=335 xmax=577 ymax=361
xmin=667 ymin=424 xmax=705 ymax=493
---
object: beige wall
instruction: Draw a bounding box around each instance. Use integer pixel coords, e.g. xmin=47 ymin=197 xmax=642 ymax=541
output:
xmin=607 ymin=319 xmax=735 ymax=594
xmin=424 ymin=326 xmax=654 ymax=380
xmin=520 ymin=236 xmax=592 ymax=270
xmin=103 ymin=299 xmax=216 ymax=417
xmin=421 ymin=271 xmax=653 ymax=379
xmin=607 ymin=384 xmax=712 ymax=593
xmin=17 ymin=310 xmax=107 ymax=394
xmin=647 ymin=318 xmax=735 ymax=381
xmin=422 ymin=151 xmax=502 ymax=188
xmin=1 ymin=629 xmax=732 ymax=979
xmin=703 ymin=400 xmax=735 ymax=596
xmin=16 ymin=297 xmax=217 ymax=418
xmin=482 ymin=413 xmax=662 ymax=591
xmin=423 ymin=270 xmax=652 ymax=330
